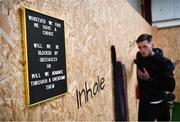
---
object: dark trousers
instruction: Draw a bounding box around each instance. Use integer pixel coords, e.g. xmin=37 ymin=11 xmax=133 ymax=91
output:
xmin=138 ymin=100 xmax=170 ymax=121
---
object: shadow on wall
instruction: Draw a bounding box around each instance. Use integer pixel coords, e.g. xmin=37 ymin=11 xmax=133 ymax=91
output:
xmin=111 ymin=45 xmax=129 ymax=121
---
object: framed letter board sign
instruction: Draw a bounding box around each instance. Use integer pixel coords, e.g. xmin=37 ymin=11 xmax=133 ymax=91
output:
xmin=22 ymin=7 xmax=67 ymax=107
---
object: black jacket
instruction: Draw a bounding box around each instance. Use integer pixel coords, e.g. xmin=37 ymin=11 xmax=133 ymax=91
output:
xmin=134 ymin=48 xmax=175 ymax=102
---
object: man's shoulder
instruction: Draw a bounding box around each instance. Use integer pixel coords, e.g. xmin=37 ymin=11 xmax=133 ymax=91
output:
xmin=154 ymin=55 xmax=175 ymax=71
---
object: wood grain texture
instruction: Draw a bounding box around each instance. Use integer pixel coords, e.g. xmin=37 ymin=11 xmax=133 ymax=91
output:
xmin=0 ymin=0 xmax=151 ymax=120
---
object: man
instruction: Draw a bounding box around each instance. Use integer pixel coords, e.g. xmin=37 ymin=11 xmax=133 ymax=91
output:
xmin=134 ymin=34 xmax=175 ymax=121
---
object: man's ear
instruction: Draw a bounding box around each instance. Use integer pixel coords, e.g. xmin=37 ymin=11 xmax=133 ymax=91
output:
xmin=151 ymin=42 xmax=155 ymax=48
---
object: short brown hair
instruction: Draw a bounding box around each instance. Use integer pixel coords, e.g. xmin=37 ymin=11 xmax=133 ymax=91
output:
xmin=136 ymin=34 xmax=152 ymax=43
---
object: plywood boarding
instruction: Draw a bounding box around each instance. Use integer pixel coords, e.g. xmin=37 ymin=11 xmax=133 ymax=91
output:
xmin=0 ymin=0 xmax=151 ymax=121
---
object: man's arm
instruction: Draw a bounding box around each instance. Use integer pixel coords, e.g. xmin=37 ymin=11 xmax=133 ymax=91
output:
xmin=161 ymin=58 xmax=176 ymax=92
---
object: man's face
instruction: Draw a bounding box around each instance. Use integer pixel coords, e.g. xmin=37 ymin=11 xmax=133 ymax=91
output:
xmin=137 ymin=40 xmax=152 ymax=57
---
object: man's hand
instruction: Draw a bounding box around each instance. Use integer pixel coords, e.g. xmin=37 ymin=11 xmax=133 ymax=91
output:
xmin=137 ymin=68 xmax=150 ymax=81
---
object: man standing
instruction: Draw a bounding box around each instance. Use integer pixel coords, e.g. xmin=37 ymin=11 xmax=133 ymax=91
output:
xmin=134 ymin=34 xmax=175 ymax=121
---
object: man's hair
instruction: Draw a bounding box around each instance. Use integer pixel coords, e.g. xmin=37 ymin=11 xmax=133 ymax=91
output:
xmin=136 ymin=34 xmax=152 ymax=43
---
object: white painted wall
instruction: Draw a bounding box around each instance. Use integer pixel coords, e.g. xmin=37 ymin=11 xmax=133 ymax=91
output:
xmin=152 ymin=0 xmax=180 ymax=28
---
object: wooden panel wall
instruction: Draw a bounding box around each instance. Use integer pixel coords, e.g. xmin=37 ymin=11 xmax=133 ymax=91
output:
xmin=0 ymin=0 xmax=151 ymax=121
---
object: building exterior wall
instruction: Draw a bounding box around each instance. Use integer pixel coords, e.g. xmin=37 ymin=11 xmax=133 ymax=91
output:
xmin=0 ymin=0 xmax=151 ymax=121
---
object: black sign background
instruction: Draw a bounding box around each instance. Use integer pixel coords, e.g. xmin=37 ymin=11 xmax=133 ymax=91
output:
xmin=24 ymin=8 xmax=67 ymax=105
